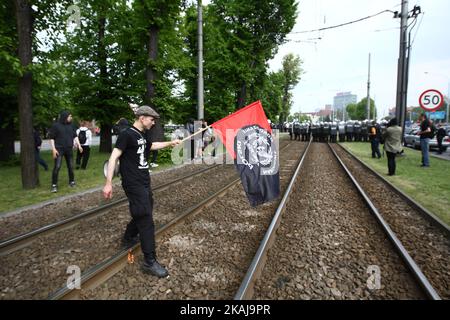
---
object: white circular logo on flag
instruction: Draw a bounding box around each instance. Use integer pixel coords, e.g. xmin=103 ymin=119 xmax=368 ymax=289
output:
xmin=235 ymin=125 xmax=278 ymax=175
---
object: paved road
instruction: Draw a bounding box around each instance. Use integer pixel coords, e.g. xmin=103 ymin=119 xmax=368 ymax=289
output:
xmin=14 ymin=135 xmax=118 ymax=153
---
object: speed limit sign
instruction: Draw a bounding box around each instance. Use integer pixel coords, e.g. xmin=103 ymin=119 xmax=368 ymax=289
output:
xmin=419 ymin=89 xmax=444 ymax=112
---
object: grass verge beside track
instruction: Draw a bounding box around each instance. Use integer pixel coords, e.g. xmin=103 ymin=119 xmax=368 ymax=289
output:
xmin=0 ymin=147 xmax=174 ymax=214
xmin=340 ymin=142 xmax=450 ymax=226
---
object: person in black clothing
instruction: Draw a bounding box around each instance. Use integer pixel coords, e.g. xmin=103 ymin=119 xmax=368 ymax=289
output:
xmin=33 ymin=127 xmax=48 ymax=171
xmin=103 ymin=105 xmax=181 ymax=278
xmin=113 ymin=118 xmax=130 ymax=135
xmin=49 ymin=111 xmax=83 ymax=192
xmin=436 ymin=124 xmax=446 ymax=154
xmin=417 ymin=113 xmax=432 ymax=167
xmin=368 ymin=121 xmax=381 ymax=159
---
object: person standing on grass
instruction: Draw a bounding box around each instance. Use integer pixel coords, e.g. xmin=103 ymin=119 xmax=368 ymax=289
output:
xmin=103 ymin=105 xmax=181 ymax=278
xmin=33 ymin=127 xmax=48 ymax=171
xmin=369 ymin=121 xmax=381 ymax=159
xmin=417 ymin=113 xmax=432 ymax=167
xmin=436 ymin=124 xmax=446 ymax=154
xmin=75 ymin=120 xmax=92 ymax=170
xmin=382 ymin=118 xmax=402 ymax=176
xmin=49 ymin=111 xmax=83 ymax=193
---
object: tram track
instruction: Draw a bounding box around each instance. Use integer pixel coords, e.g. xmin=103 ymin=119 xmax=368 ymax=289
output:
xmin=238 ymin=142 xmax=440 ymax=300
xmin=331 ymin=143 xmax=450 ymax=299
xmin=52 ymin=141 xmax=306 ymax=300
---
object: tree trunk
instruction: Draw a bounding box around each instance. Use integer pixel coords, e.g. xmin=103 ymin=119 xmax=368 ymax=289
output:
xmin=237 ymin=81 xmax=247 ymax=109
xmin=14 ymin=0 xmax=38 ymax=188
xmin=99 ymin=123 xmax=112 ymax=153
xmin=0 ymin=121 xmax=15 ymax=161
xmin=144 ymin=25 xmax=164 ymax=142
xmin=97 ymin=13 xmax=111 ymax=153
xmin=145 ymin=25 xmax=159 ymax=108
xmin=280 ymin=87 xmax=289 ymax=123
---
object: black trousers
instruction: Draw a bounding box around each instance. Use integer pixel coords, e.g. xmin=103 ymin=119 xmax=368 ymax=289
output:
xmin=371 ymin=140 xmax=381 ymax=158
xmin=35 ymin=148 xmax=48 ymax=170
xmin=123 ymin=185 xmax=156 ymax=260
xmin=76 ymin=145 xmax=90 ymax=169
xmin=386 ymin=151 xmax=396 ymax=175
xmin=52 ymin=147 xmax=74 ymax=185
xmin=437 ymin=137 xmax=444 ymax=153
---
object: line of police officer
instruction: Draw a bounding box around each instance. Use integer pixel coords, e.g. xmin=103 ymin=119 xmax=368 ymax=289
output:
xmin=288 ymin=120 xmax=388 ymax=143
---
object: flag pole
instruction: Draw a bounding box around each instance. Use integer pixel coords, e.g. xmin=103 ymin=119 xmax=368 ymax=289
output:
xmin=180 ymin=125 xmax=212 ymax=143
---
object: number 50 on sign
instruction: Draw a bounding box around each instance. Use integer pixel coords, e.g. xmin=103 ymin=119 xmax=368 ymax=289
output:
xmin=419 ymin=89 xmax=444 ymax=112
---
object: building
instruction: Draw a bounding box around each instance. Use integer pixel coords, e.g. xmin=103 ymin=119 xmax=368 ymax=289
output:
xmin=333 ymin=92 xmax=357 ymax=111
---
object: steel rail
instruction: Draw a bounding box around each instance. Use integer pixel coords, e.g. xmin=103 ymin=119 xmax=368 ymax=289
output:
xmin=0 ymin=164 xmax=222 ymax=256
xmin=49 ymin=142 xmax=294 ymax=300
xmin=48 ymin=177 xmax=240 ymax=300
xmin=234 ymin=139 xmax=312 ymax=300
xmin=328 ymin=143 xmax=441 ymax=300
xmin=336 ymin=143 xmax=450 ymax=237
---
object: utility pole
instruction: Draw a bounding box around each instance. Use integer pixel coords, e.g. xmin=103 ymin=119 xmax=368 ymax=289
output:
xmin=197 ymin=0 xmax=204 ymax=120
xmin=366 ymin=53 xmax=371 ymax=121
xmin=395 ymin=0 xmax=409 ymax=132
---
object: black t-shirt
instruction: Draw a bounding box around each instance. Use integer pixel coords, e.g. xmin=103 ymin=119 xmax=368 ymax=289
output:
xmin=115 ymin=126 xmax=152 ymax=187
xmin=49 ymin=122 xmax=77 ymax=149
xmin=420 ymin=120 xmax=432 ymax=139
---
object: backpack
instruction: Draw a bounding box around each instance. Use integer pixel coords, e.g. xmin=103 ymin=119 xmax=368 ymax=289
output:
xmin=78 ymin=129 xmax=87 ymax=145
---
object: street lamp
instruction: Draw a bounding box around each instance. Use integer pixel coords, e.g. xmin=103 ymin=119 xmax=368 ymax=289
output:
xmin=424 ymin=72 xmax=450 ymax=124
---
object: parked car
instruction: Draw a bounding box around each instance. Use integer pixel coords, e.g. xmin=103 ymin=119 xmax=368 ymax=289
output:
xmin=403 ymin=128 xmax=450 ymax=151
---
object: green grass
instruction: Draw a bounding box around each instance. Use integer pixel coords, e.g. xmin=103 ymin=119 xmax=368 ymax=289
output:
xmin=0 ymin=147 xmax=175 ymax=214
xmin=340 ymin=142 xmax=450 ymax=226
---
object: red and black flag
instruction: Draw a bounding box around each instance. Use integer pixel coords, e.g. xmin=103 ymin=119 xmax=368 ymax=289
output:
xmin=211 ymin=101 xmax=280 ymax=207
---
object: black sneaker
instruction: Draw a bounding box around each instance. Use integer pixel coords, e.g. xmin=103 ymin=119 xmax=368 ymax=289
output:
xmin=121 ymin=236 xmax=139 ymax=248
xmin=142 ymin=259 xmax=169 ymax=278
xmin=69 ymin=181 xmax=76 ymax=187
xmin=51 ymin=184 xmax=57 ymax=193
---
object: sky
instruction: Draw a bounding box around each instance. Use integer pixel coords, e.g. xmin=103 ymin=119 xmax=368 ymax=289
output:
xmin=268 ymin=0 xmax=450 ymax=119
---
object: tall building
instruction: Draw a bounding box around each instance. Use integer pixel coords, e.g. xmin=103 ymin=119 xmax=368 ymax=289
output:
xmin=333 ymin=92 xmax=357 ymax=121
xmin=333 ymin=92 xmax=357 ymax=111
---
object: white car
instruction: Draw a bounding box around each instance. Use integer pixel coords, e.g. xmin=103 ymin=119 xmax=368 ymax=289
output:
xmin=403 ymin=128 xmax=450 ymax=151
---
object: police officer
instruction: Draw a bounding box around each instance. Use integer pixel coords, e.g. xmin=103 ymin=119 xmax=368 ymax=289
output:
xmin=322 ymin=122 xmax=330 ymax=142
xmin=346 ymin=121 xmax=354 ymax=142
xmin=293 ymin=121 xmax=301 ymax=141
xmin=103 ymin=105 xmax=181 ymax=278
xmin=361 ymin=120 xmax=369 ymax=142
xmin=338 ymin=121 xmax=346 ymax=142
xmin=330 ymin=122 xmax=338 ymax=143
xmin=354 ymin=121 xmax=362 ymax=142
xmin=311 ymin=123 xmax=318 ymax=142
xmin=300 ymin=123 xmax=306 ymax=141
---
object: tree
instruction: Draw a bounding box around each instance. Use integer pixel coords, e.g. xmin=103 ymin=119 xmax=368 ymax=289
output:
xmin=14 ymin=0 xmax=38 ymax=188
xmin=280 ymin=53 xmax=302 ymax=123
xmin=210 ymin=0 xmax=297 ymax=109
xmin=346 ymin=97 xmax=376 ymax=120
xmin=0 ymin=1 xmax=19 ymax=162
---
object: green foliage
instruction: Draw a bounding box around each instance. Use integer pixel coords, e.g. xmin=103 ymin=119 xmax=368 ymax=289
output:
xmin=346 ymin=97 xmax=376 ymax=120
xmin=280 ymin=53 xmax=302 ymax=122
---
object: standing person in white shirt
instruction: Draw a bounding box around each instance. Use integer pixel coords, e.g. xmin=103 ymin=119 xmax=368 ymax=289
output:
xmin=76 ymin=120 xmax=92 ymax=170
